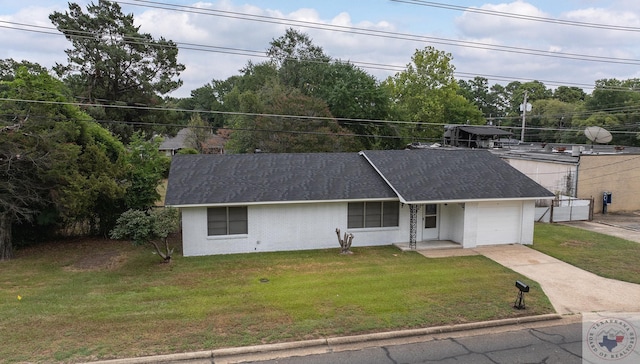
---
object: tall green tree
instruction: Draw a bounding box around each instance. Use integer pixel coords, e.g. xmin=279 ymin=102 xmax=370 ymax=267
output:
xmin=0 ymin=64 xmax=122 ymax=258
xmin=267 ymin=27 xmax=330 ymax=89
xmin=267 ymin=30 xmax=396 ymax=148
xmin=50 ymin=0 xmax=185 ymax=141
xmin=123 ymin=132 xmax=170 ymax=211
xmin=226 ymin=82 xmax=359 ymax=153
xmin=458 ymin=76 xmax=503 ymax=118
xmin=382 ymin=47 xmax=483 ymax=143
xmin=183 ymin=113 xmax=213 ymax=153
xmin=529 ymin=99 xmax=578 ymax=143
xmin=553 ymin=86 xmax=586 ymax=103
xmin=583 ymin=79 xmax=640 ymax=146
xmin=303 ymin=61 xmax=397 ymax=149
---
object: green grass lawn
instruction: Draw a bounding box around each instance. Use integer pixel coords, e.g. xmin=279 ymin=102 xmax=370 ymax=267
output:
xmin=0 ymin=239 xmax=553 ymax=363
xmin=532 ymin=223 xmax=640 ymax=284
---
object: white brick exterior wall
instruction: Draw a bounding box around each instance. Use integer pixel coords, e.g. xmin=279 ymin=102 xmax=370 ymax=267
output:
xmin=180 ymin=200 xmax=536 ymax=256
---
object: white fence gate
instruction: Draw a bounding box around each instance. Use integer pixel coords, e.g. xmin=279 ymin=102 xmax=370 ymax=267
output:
xmin=535 ymin=196 xmax=593 ymax=223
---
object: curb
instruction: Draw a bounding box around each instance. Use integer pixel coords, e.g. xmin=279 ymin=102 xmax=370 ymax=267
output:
xmin=86 ymin=313 xmax=563 ymax=364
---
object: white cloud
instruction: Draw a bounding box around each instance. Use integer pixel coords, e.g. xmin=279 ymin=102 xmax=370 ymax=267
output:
xmin=0 ymin=5 xmax=69 ymax=65
xmin=448 ymin=1 xmax=640 ymax=89
xmin=3 ymin=0 xmax=640 ymax=98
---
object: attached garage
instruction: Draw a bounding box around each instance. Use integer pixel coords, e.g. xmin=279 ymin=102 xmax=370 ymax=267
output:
xmin=475 ymin=201 xmax=523 ymax=246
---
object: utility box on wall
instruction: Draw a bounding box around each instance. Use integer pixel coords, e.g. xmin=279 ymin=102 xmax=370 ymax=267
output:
xmin=602 ymin=192 xmax=612 ymax=214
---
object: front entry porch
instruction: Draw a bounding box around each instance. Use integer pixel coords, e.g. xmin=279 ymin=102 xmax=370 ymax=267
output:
xmin=394 ymin=240 xmax=461 ymax=251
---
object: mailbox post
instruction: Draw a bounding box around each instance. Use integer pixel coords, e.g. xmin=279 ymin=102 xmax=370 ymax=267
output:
xmin=514 ymin=281 xmax=529 ymax=310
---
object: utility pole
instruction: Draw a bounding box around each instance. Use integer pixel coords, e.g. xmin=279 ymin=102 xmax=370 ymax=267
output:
xmin=520 ymin=91 xmax=530 ymax=143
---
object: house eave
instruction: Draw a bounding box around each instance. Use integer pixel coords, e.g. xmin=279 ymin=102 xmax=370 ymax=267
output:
xmin=165 ymin=197 xmax=400 ymax=208
xmin=166 ymin=195 xmax=553 ymax=209
xmin=401 ymin=196 xmax=554 ymax=205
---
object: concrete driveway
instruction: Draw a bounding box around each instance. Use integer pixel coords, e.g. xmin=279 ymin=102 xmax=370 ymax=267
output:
xmin=474 ymin=244 xmax=640 ymax=315
xmin=419 ymin=218 xmax=640 ymax=315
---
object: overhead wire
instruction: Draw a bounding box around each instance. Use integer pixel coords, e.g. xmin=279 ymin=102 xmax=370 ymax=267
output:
xmin=3 ymin=0 xmax=640 ymax=91
xmin=4 ymin=97 xmax=640 ymax=141
xmin=3 ymin=1 xmax=640 ymax=142
xmin=390 ymin=0 xmax=640 ymax=33
xmin=115 ymin=0 xmax=640 ymax=66
xmin=1 ymin=18 xmax=635 ymax=93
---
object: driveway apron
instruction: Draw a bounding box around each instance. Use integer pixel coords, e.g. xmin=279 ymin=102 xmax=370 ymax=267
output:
xmin=474 ymin=244 xmax=640 ymax=315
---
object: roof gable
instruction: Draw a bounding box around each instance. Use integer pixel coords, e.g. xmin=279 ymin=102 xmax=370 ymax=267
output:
xmin=361 ymin=149 xmax=554 ymax=203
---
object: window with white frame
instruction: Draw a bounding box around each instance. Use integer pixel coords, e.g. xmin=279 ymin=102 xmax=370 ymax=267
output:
xmin=424 ymin=204 xmax=437 ymax=229
xmin=348 ymin=201 xmax=399 ymax=228
xmin=207 ymin=207 xmax=248 ymax=236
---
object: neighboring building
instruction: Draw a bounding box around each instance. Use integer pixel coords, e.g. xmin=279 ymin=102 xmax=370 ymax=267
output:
xmin=159 ymin=128 xmax=225 ymax=156
xmin=578 ymin=153 xmax=640 ymax=213
xmin=165 ymin=149 xmax=553 ymax=256
xmin=493 ymin=144 xmax=640 ymax=214
xmin=443 ymin=125 xmax=514 ymax=148
xmin=159 ymin=128 xmax=191 ymax=156
xmin=493 ymin=149 xmax=579 ymax=197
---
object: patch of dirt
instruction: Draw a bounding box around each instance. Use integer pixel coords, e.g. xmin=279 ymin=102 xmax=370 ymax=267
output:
xmin=561 ymin=240 xmax=594 ymax=248
xmin=65 ymin=249 xmax=127 ymax=272
xmin=16 ymin=234 xmax=183 ymax=270
xmin=16 ymin=237 xmax=134 ymax=271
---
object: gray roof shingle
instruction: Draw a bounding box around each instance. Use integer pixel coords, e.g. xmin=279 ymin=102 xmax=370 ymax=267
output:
xmin=165 ymin=153 xmax=397 ymax=206
xmin=361 ymin=149 xmax=554 ymax=203
xmin=165 ymin=149 xmax=554 ymax=206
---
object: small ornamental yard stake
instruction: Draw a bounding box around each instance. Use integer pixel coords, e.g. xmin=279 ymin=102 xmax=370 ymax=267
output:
xmin=335 ymin=228 xmax=354 ymax=255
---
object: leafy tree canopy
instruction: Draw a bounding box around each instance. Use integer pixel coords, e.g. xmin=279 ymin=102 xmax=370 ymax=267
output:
xmin=0 ymin=62 xmax=127 ymax=258
xmin=50 ymin=0 xmax=185 ymax=141
xmin=383 ymin=47 xmax=483 ymax=143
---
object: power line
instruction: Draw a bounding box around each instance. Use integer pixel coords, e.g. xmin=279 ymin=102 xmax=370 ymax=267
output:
xmin=5 ymin=4 xmax=640 ymax=131
xmin=4 ymin=97 xmax=640 ymax=138
xmin=0 ymin=20 xmax=634 ymax=92
xmin=115 ymin=0 xmax=640 ymax=67
xmin=391 ymin=0 xmax=640 ymax=33
xmin=0 ymin=97 xmax=439 ymax=127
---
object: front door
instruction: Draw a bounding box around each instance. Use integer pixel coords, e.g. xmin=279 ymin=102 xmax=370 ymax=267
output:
xmin=422 ymin=204 xmax=439 ymax=240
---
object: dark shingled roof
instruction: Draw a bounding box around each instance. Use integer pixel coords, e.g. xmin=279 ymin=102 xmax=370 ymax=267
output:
xmin=165 ymin=153 xmax=397 ymax=206
xmin=165 ymin=149 xmax=554 ymax=206
xmin=361 ymin=149 xmax=554 ymax=203
xmin=457 ymin=126 xmax=513 ymax=136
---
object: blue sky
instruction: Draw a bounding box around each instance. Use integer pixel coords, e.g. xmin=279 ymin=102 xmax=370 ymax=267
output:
xmin=2 ymin=1 xmax=640 ymax=98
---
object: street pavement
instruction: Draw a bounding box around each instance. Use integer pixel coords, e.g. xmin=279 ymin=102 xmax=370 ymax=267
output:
xmin=240 ymin=319 xmax=584 ymax=364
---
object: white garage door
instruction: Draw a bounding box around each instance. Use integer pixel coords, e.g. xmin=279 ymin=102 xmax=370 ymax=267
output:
xmin=476 ymin=202 xmax=522 ymax=246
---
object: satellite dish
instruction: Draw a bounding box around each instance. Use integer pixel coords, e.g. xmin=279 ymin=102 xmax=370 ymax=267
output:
xmin=584 ymin=126 xmax=612 ymax=144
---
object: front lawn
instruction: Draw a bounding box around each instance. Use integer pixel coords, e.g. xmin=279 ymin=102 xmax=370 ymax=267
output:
xmin=1 ymin=240 xmax=553 ymax=363
xmin=533 ymin=223 xmax=640 ymax=284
